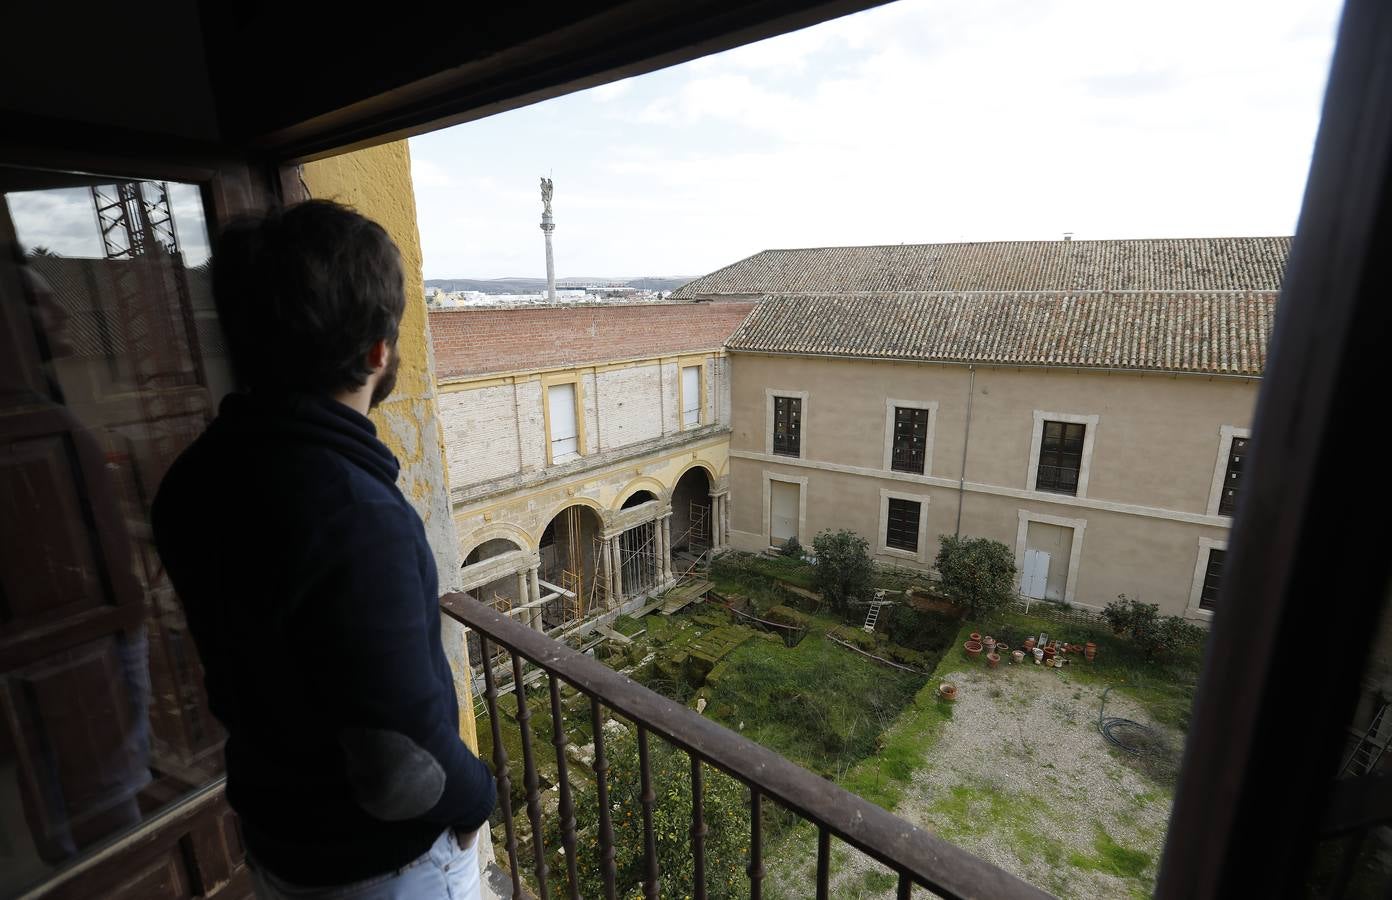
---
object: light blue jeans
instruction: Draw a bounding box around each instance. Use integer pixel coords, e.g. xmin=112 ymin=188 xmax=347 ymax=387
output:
xmin=251 ymin=829 xmax=480 ymax=900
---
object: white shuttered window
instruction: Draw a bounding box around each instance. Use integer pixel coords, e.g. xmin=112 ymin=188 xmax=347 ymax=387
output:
xmin=681 ymin=365 xmax=701 ymax=428
xmin=548 ymin=383 xmax=579 ymax=462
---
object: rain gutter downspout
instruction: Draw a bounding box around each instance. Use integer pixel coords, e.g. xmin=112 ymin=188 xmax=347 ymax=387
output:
xmin=955 ymin=365 xmax=976 ymax=536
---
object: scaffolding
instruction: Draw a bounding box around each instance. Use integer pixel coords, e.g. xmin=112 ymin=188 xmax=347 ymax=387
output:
xmin=619 ymin=520 xmax=662 ymax=598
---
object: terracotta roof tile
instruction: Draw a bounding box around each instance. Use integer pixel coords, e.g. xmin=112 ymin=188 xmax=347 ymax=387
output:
xmin=671 ymin=237 xmax=1290 ymax=297
xmin=726 ymin=291 xmax=1276 ymax=376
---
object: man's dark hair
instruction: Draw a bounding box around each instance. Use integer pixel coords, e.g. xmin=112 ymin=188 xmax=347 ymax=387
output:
xmin=213 ymin=199 xmax=406 ymax=395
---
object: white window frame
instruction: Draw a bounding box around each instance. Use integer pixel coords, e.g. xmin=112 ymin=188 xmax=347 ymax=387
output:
xmin=1206 ymin=425 xmax=1251 ymax=517
xmin=761 ymin=470 xmax=808 ymax=550
xmin=679 ymin=361 xmax=705 ymax=430
xmin=1027 ymin=411 xmax=1099 ymax=497
xmin=1186 ymin=536 xmax=1227 ymax=621
xmin=542 ymin=375 xmax=585 ymax=466
xmin=765 ymin=388 xmax=809 ymax=458
xmin=1014 ymin=509 xmax=1087 ymax=605
xmin=878 ymin=488 xmax=931 ymax=563
xmin=883 ymin=399 xmax=938 ymax=475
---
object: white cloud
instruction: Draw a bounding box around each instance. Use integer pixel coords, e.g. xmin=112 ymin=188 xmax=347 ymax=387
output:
xmin=408 ymin=0 xmax=1342 ymax=277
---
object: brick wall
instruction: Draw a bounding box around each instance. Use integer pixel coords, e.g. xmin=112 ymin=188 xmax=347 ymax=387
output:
xmin=430 ymin=300 xmax=756 ymax=379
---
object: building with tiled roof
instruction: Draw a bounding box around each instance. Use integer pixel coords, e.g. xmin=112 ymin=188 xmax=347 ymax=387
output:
xmin=708 ymin=236 xmax=1285 ymax=621
xmin=671 ymin=237 xmax=1290 ymax=297
xmin=727 ymin=290 xmax=1275 ymax=377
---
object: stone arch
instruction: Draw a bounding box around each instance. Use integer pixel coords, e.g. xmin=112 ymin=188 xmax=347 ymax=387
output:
xmin=535 ymin=495 xmax=608 ymax=544
xmin=614 ymin=476 xmax=669 ymax=510
xmin=460 ymin=522 xmax=534 ymax=559
xmin=673 ymin=458 xmax=719 ymax=485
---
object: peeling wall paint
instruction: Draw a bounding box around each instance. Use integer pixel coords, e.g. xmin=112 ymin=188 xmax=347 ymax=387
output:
xmin=302 ymin=143 xmax=478 ymax=753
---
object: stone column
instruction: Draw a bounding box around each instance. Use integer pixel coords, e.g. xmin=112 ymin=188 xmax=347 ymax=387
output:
xmin=600 ymin=536 xmax=615 ymax=606
xmin=709 ymin=493 xmax=725 ymax=549
xmin=515 ymin=570 xmax=529 ymax=622
xmin=611 ymin=534 xmax=624 ymax=602
xmin=528 ymin=566 xmax=543 ymax=631
xmin=661 ymin=515 xmax=674 ymax=583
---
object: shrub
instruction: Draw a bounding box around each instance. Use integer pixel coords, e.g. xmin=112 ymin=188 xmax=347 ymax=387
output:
xmin=780 ymin=535 xmax=803 ymax=558
xmin=934 ymin=535 xmax=1017 ymax=619
xmin=812 ymin=529 xmax=874 ymax=611
xmin=1102 ymin=595 xmax=1206 ymax=660
xmin=567 ymin=729 xmax=750 ymax=898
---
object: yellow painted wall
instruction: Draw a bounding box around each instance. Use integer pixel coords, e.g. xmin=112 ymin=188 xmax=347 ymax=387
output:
xmin=302 ymin=142 xmax=478 ymax=753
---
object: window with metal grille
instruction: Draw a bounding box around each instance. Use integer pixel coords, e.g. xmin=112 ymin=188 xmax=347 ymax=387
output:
xmin=1218 ymin=437 xmax=1248 ymax=516
xmin=1036 ymin=421 xmax=1085 ymax=495
xmin=891 ymin=406 xmax=929 ymax=473
xmin=1200 ymin=548 xmax=1225 ymax=611
xmin=772 ymin=396 xmax=801 ymax=456
xmin=886 ymin=498 xmax=921 ymax=552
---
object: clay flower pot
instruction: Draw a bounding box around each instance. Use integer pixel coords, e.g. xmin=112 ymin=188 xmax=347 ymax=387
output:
xmin=964 ymin=640 xmax=983 ymax=659
xmin=1084 ymin=642 xmax=1098 ymax=662
xmin=970 ymin=632 xmax=982 ymax=644
xmin=1023 ymin=637 xmax=1037 ymax=652
xmin=1012 ymin=650 xmax=1025 ymax=664
xmin=996 ymin=643 xmax=1009 ymax=656
xmin=1033 ymin=647 xmax=1045 ymax=664
xmin=986 ymin=652 xmax=1000 ymax=669
xmin=1043 ymin=646 xmax=1056 ymax=663
xmin=939 ymin=682 xmax=958 ymax=702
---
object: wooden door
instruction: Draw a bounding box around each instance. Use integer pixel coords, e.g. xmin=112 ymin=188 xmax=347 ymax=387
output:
xmin=770 ymin=481 xmax=800 ymax=545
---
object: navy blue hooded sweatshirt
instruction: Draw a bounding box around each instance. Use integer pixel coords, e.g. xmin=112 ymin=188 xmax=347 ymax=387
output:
xmin=152 ymin=392 xmax=494 ymax=885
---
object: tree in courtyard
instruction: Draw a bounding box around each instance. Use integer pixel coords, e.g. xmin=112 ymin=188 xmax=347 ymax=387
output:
xmin=934 ymin=534 xmax=1017 ymax=619
xmin=811 ymin=529 xmax=874 ymax=611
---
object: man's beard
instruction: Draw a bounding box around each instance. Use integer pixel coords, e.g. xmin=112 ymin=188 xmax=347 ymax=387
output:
xmin=369 ymin=350 xmax=401 ymax=409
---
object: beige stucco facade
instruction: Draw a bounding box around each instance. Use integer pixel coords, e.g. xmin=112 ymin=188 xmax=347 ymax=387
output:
xmin=441 ymin=350 xmax=735 ymax=637
xmin=727 ymin=352 xmax=1260 ymax=619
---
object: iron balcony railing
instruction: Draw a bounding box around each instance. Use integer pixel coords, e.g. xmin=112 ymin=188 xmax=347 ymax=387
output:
xmin=440 ymin=594 xmax=1051 ymax=900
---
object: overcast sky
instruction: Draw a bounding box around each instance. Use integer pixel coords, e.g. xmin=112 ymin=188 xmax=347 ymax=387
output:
xmin=410 ymin=0 xmax=1342 ymax=280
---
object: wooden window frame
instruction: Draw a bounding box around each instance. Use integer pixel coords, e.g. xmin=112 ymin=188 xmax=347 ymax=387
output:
xmin=765 ymin=388 xmax=807 ymax=458
xmin=884 ymin=399 xmax=937 ymax=475
xmin=1027 ymin=411 xmax=1098 ymax=497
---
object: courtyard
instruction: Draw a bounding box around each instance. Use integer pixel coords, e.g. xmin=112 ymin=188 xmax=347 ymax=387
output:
xmin=477 ymin=549 xmax=1202 ymax=898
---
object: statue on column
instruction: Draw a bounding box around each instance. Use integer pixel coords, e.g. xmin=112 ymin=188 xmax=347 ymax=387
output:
xmin=539 ymin=177 xmax=554 ymax=217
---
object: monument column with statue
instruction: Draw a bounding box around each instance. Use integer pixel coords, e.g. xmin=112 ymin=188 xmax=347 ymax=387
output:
xmin=540 ymin=176 xmax=556 ymax=303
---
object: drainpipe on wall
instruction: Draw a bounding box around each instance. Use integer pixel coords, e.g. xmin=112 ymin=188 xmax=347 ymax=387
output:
xmin=955 ymin=365 xmax=976 ymax=536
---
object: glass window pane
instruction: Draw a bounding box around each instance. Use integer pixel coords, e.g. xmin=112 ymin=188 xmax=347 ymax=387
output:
xmin=1 ymin=169 xmax=231 ymax=892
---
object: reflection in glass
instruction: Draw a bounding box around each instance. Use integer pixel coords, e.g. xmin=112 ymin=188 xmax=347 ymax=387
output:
xmin=0 ymin=169 xmax=231 ymax=893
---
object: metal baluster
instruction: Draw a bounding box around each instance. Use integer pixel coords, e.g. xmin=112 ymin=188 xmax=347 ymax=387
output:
xmin=590 ymin=697 xmax=618 ymax=900
xmin=548 ymin=675 xmax=580 ymax=899
xmin=897 ymin=871 xmax=912 ymax=900
xmin=690 ymin=755 xmax=708 ymax=900
xmin=637 ymin=726 xmax=660 ymax=899
xmin=815 ymin=826 xmax=830 ymax=900
xmin=749 ymin=788 xmax=765 ymax=900
xmin=512 ymin=653 xmax=551 ymax=899
xmin=479 ymin=636 xmax=522 ymax=899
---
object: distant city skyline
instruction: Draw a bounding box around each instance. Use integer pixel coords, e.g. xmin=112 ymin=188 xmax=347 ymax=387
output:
xmin=409 ymin=0 xmax=1341 ymax=280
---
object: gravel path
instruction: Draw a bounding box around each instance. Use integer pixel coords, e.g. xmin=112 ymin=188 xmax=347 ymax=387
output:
xmin=768 ymin=658 xmax=1179 ymax=899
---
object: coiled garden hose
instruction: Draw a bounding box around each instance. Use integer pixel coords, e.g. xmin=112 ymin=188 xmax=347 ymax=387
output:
xmin=1097 ymin=686 xmax=1156 ymax=755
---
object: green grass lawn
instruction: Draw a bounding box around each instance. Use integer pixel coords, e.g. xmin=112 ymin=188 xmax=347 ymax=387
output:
xmin=701 ymin=633 xmax=928 ymax=779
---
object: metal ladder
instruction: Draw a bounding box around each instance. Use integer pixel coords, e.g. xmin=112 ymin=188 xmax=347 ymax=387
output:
xmin=1342 ymin=701 xmax=1389 ymax=777
xmin=863 ymin=591 xmax=887 ymax=633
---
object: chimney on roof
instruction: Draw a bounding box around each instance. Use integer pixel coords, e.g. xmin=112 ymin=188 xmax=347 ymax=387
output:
xmin=1063 ymin=232 xmax=1074 ymax=242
